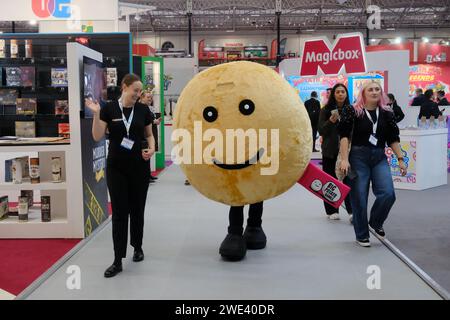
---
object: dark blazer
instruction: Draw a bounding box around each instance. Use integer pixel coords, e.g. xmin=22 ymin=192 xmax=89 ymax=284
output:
xmin=318 ymin=103 xmax=349 ymax=159
xmin=418 ymin=100 xmax=440 ymax=119
xmin=390 ymin=101 xmax=405 ymax=123
xmin=305 ymin=98 xmax=321 ymax=128
xmin=411 ymin=94 xmax=426 ymax=106
xmin=438 ymin=97 xmax=449 ymax=106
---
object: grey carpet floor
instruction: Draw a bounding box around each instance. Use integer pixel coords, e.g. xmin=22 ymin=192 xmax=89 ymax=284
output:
xmin=379 ymin=173 xmax=450 ymax=294
xmin=26 ymin=165 xmax=441 ymax=300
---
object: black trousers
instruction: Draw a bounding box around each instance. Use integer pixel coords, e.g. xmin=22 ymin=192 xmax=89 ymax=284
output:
xmin=322 ymin=156 xmax=352 ymax=215
xmin=228 ymin=202 xmax=263 ymax=235
xmin=107 ymin=157 xmax=150 ymax=258
xmin=312 ymin=126 xmax=318 ymax=151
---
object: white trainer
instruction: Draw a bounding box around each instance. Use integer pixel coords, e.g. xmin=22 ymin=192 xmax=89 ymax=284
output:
xmin=328 ymin=213 xmax=340 ymax=220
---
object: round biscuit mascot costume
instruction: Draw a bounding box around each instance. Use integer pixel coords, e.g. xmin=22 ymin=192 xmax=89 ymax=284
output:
xmin=173 ymin=61 xmax=311 ymax=261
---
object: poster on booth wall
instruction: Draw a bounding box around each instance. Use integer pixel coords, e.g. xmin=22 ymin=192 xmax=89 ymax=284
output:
xmin=347 ymin=72 xmax=386 ymax=104
xmin=409 ymin=64 xmax=450 ymax=103
xmin=286 ymin=75 xmax=347 ymax=105
xmin=386 ymin=138 xmax=417 ymax=184
xmin=80 ymin=119 xmax=108 ymax=237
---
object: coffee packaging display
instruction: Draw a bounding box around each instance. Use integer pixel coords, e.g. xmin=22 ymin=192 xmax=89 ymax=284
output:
xmin=10 ymin=39 xmax=18 ymax=58
xmin=25 ymin=39 xmax=33 ymax=58
xmin=18 ymin=196 xmax=28 ymax=222
xmin=12 ymin=158 xmax=23 ymax=184
xmin=0 ymin=196 xmax=8 ymax=220
xmin=41 ymin=196 xmax=51 ymax=222
xmin=21 ymin=190 xmax=34 ymax=207
xmin=29 ymin=157 xmax=40 ymax=184
xmin=0 ymin=39 xmax=5 ymax=58
xmin=51 ymin=157 xmax=62 ymax=182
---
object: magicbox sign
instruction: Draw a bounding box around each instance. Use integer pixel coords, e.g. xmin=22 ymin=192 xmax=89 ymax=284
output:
xmin=0 ymin=0 xmax=118 ymax=21
xmin=300 ymin=33 xmax=367 ymax=77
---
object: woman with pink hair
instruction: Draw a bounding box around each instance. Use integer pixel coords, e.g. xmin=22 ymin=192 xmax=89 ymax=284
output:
xmin=337 ymin=81 xmax=407 ymax=247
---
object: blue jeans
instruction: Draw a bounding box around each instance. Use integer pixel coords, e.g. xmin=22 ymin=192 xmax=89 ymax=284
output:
xmin=349 ymin=146 xmax=396 ymax=240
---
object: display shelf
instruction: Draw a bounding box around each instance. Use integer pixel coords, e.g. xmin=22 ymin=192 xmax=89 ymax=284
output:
xmin=0 ymin=143 xmax=70 ymax=152
xmin=0 ymin=212 xmax=69 ymax=239
xmin=0 ymin=181 xmax=67 ymax=191
xmin=0 ymin=215 xmax=66 ymax=225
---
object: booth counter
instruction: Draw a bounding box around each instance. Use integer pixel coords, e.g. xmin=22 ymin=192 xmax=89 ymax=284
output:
xmin=389 ymin=128 xmax=448 ymax=190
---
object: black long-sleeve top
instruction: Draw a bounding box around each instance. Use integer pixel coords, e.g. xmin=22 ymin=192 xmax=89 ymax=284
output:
xmin=338 ymin=105 xmax=400 ymax=148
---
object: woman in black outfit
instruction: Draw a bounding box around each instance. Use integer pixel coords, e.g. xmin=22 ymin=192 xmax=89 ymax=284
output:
xmin=387 ymin=93 xmax=405 ymax=123
xmin=85 ymin=74 xmax=155 ymax=278
xmin=318 ymin=83 xmax=353 ymax=222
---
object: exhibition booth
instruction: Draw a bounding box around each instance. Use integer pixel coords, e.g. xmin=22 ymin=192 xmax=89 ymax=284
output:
xmin=280 ymin=35 xmax=448 ymax=191
xmin=0 ymin=33 xmax=132 ymax=238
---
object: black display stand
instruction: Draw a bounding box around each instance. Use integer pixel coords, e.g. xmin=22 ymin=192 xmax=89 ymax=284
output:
xmin=0 ymin=33 xmax=131 ymax=138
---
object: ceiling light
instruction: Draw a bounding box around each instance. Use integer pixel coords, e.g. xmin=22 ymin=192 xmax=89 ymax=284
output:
xmin=370 ymin=39 xmax=377 ymax=42
xmin=386 ymin=27 xmax=395 ymax=31
xmin=29 ymin=20 xmax=37 ymax=25
xmin=422 ymin=37 xmax=429 ymax=43
xmin=394 ymin=37 xmax=402 ymax=44
xmin=226 ymin=30 xmax=234 ymax=32
xmin=306 ymin=29 xmax=315 ymax=32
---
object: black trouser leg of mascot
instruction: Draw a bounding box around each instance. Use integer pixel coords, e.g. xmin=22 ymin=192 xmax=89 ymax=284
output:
xmin=219 ymin=201 xmax=266 ymax=261
xmin=219 ymin=206 xmax=246 ymax=261
xmin=244 ymin=201 xmax=267 ymax=250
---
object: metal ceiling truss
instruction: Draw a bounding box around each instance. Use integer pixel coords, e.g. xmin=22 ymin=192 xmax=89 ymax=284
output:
xmin=124 ymin=0 xmax=450 ymax=32
xmin=0 ymin=0 xmax=448 ymax=33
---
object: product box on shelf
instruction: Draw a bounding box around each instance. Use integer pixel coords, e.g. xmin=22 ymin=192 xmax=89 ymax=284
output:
xmin=20 ymin=66 xmax=35 ymax=87
xmin=107 ymin=68 xmax=117 ymax=87
xmin=15 ymin=121 xmax=36 ymax=138
xmin=20 ymin=190 xmax=34 ymax=207
xmin=0 ymin=39 xmax=5 ymax=58
xmin=18 ymin=196 xmax=28 ymax=222
xmin=0 ymin=89 xmax=18 ymax=105
xmin=10 ymin=156 xmax=30 ymax=183
xmin=41 ymin=196 xmax=51 ymax=222
xmin=0 ymin=195 xmax=8 ymax=220
xmin=5 ymin=67 xmax=21 ymax=87
xmin=55 ymin=100 xmax=69 ymax=115
xmin=4 ymin=159 xmax=12 ymax=182
xmin=58 ymin=123 xmax=70 ymax=138
xmin=51 ymin=68 xmax=68 ymax=87
xmin=16 ymin=98 xmax=37 ymax=115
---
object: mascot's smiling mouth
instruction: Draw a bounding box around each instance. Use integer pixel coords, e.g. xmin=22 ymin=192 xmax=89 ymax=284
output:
xmin=213 ymin=148 xmax=265 ymax=170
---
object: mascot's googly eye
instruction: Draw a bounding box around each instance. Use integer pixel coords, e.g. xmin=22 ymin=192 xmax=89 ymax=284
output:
xmin=203 ymin=106 xmax=218 ymax=122
xmin=239 ymin=99 xmax=255 ymax=116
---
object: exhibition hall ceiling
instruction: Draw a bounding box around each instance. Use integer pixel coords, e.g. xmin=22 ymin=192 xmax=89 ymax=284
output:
xmin=121 ymin=0 xmax=450 ymax=32
xmin=0 ymin=0 xmax=448 ymax=33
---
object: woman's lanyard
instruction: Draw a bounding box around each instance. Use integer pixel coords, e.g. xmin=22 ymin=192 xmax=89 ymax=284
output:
xmin=118 ymin=98 xmax=135 ymax=150
xmin=364 ymin=107 xmax=379 ymax=146
xmin=118 ymin=98 xmax=134 ymax=138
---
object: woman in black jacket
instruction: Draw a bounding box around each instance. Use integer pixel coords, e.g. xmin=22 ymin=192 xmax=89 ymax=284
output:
xmin=387 ymin=93 xmax=405 ymax=123
xmin=318 ymin=83 xmax=353 ymax=222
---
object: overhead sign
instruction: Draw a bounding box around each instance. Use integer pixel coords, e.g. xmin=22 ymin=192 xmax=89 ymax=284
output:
xmin=300 ymin=33 xmax=367 ymax=77
xmin=0 ymin=0 xmax=118 ymax=21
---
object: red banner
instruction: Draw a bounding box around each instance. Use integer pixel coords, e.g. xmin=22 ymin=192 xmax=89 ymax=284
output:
xmin=300 ymin=33 xmax=367 ymax=76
